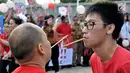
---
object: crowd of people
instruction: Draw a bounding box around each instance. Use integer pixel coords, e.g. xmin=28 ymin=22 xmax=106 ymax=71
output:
xmin=1 ymin=1 xmax=130 ymax=73
xmin=0 ymin=7 xmax=92 ymax=73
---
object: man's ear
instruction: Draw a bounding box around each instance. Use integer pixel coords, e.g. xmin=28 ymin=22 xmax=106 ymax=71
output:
xmin=106 ymin=24 xmax=115 ymax=35
xmin=37 ymin=44 xmax=45 ymax=55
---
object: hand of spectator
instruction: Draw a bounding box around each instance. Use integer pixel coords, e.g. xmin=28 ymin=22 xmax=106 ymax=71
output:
xmin=2 ymin=54 xmax=9 ymax=60
xmin=2 ymin=51 xmax=11 ymax=60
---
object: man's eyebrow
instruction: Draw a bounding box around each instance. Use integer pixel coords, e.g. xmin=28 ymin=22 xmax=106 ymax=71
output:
xmin=85 ymin=19 xmax=97 ymax=22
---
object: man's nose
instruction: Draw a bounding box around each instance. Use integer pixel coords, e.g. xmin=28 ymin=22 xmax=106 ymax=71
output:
xmin=82 ymin=27 xmax=88 ymax=34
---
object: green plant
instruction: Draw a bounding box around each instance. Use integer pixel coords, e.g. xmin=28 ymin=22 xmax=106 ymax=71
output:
xmin=61 ymin=0 xmax=86 ymax=3
xmin=0 ymin=0 xmax=7 ymax=3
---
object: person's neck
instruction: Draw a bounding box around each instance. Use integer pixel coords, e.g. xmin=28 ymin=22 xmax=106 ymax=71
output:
xmin=62 ymin=22 xmax=67 ymax=25
xmin=93 ymin=38 xmax=117 ymax=62
xmin=74 ymin=22 xmax=79 ymax=25
xmin=19 ymin=56 xmax=46 ymax=70
xmin=49 ymin=24 xmax=53 ymax=27
xmin=21 ymin=61 xmax=45 ymax=70
xmin=40 ymin=21 xmax=43 ymax=24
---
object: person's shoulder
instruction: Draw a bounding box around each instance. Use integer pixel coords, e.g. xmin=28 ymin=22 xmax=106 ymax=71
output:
xmin=90 ymin=53 xmax=98 ymax=62
xmin=116 ymin=46 xmax=130 ymax=63
xmin=71 ymin=24 xmax=74 ymax=26
xmin=126 ymin=21 xmax=130 ymax=24
xmin=71 ymin=24 xmax=75 ymax=27
xmin=117 ymin=46 xmax=130 ymax=56
xmin=12 ymin=66 xmax=21 ymax=73
xmin=67 ymin=24 xmax=71 ymax=28
xmin=57 ymin=23 xmax=62 ymax=27
xmin=90 ymin=53 xmax=101 ymax=66
xmin=12 ymin=66 xmax=46 ymax=73
xmin=123 ymin=21 xmax=130 ymax=26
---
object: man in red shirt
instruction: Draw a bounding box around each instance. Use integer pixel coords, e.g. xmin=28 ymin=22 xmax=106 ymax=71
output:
xmin=8 ymin=23 xmax=51 ymax=73
xmin=56 ymin=16 xmax=72 ymax=35
xmin=56 ymin=16 xmax=73 ymax=68
xmin=82 ymin=2 xmax=130 ymax=73
xmin=56 ymin=16 xmax=73 ymax=48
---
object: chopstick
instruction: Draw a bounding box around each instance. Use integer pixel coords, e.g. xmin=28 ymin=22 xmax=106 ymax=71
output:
xmin=64 ymin=38 xmax=84 ymax=47
xmin=51 ymin=35 xmax=68 ymax=49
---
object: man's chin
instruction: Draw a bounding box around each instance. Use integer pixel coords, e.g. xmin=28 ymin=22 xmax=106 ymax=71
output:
xmin=84 ymin=42 xmax=93 ymax=48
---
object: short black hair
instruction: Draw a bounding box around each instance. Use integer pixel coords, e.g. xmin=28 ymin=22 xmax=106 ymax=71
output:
xmin=73 ymin=16 xmax=78 ymax=20
xmin=9 ymin=23 xmax=44 ymax=60
xmin=44 ymin=15 xmax=50 ymax=26
xmin=25 ymin=14 xmax=29 ymax=17
xmin=49 ymin=15 xmax=54 ymax=19
xmin=61 ymin=16 xmax=66 ymax=21
xmin=85 ymin=2 xmax=124 ymax=40
xmin=25 ymin=14 xmax=35 ymax=23
xmin=11 ymin=16 xmax=23 ymax=25
xmin=57 ymin=15 xmax=61 ymax=18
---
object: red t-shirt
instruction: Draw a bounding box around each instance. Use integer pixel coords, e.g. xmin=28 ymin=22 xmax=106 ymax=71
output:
xmin=90 ymin=46 xmax=130 ymax=73
xmin=56 ymin=23 xmax=73 ymax=48
xmin=12 ymin=66 xmax=46 ymax=73
xmin=56 ymin=23 xmax=72 ymax=35
xmin=0 ymin=33 xmax=10 ymax=57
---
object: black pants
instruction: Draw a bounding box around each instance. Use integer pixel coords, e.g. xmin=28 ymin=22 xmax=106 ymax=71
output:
xmin=83 ymin=55 xmax=90 ymax=65
xmin=0 ymin=57 xmax=19 ymax=73
xmin=83 ymin=48 xmax=93 ymax=65
xmin=0 ymin=60 xmax=10 ymax=73
xmin=46 ymin=44 xmax=59 ymax=72
xmin=8 ymin=58 xmax=19 ymax=73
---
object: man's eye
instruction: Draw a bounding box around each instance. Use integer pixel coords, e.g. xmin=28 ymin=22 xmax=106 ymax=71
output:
xmin=88 ymin=22 xmax=95 ymax=26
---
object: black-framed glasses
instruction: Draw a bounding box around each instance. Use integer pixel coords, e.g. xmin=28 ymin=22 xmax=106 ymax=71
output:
xmin=84 ymin=21 xmax=96 ymax=30
xmin=84 ymin=21 xmax=108 ymax=30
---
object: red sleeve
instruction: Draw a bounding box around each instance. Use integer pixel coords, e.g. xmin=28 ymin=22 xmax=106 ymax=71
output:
xmin=118 ymin=62 xmax=130 ymax=73
xmin=56 ymin=25 xmax=60 ymax=33
xmin=68 ymin=25 xmax=72 ymax=34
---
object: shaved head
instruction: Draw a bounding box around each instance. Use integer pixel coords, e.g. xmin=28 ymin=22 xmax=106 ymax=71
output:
xmin=9 ymin=23 xmax=51 ymax=62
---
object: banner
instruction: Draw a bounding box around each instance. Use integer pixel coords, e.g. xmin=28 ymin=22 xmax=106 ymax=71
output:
xmin=0 ymin=16 xmax=4 ymax=34
xmin=49 ymin=33 xmax=73 ymax=66
xmin=15 ymin=2 xmax=26 ymax=14
xmin=14 ymin=0 xmax=26 ymax=14
xmin=49 ymin=42 xmax=73 ymax=66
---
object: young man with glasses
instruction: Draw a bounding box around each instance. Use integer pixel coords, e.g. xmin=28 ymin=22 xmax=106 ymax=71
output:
xmin=82 ymin=2 xmax=130 ymax=73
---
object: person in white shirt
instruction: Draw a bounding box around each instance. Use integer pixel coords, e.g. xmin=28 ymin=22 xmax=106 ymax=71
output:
xmin=120 ymin=21 xmax=130 ymax=39
xmin=118 ymin=13 xmax=130 ymax=50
